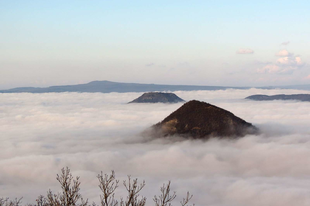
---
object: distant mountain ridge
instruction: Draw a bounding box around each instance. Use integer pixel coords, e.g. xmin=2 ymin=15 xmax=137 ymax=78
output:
xmin=1 ymin=80 xmax=310 ymax=93
xmin=0 ymin=80 xmax=246 ymax=93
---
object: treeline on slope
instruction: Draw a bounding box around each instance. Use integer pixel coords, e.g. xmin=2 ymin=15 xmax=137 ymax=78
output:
xmin=0 ymin=167 xmax=194 ymax=206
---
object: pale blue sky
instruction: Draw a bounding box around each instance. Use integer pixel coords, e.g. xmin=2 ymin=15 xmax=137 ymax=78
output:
xmin=1 ymin=1 xmax=310 ymax=88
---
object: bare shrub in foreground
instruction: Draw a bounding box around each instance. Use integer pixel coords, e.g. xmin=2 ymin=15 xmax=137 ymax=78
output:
xmin=0 ymin=198 xmax=22 ymax=206
xmin=2 ymin=168 xmax=194 ymax=206
xmin=180 ymin=192 xmax=194 ymax=206
xmin=97 ymin=171 xmax=119 ymax=206
xmin=153 ymin=182 xmax=194 ymax=206
xmin=153 ymin=181 xmax=176 ymax=206
xmin=120 ymin=176 xmax=146 ymax=206
xmin=45 ymin=167 xmax=88 ymax=206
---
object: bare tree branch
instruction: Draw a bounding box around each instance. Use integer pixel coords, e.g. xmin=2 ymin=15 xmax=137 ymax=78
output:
xmin=122 ymin=176 xmax=146 ymax=206
xmin=97 ymin=171 xmax=119 ymax=206
xmin=180 ymin=192 xmax=194 ymax=206
xmin=153 ymin=181 xmax=176 ymax=206
xmin=0 ymin=198 xmax=22 ymax=206
xmin=45 ymin=167 xmax=88 ymax=206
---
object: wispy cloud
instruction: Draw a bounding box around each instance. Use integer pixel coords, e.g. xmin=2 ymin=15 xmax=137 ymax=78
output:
xmin=257 ymin=64 xmax=281 ymax=74
xmin=145 ymin=63 xmax=155 ymax=67
xmin=236 ymin=48 xmax=254 ymax=54
xmin=281 ymin=41 xmax=290 ymax=46
xmin=257 ymin=50 xmax=304 ymax=74
xmin=276 ymin=49 xmax=293 ymax=57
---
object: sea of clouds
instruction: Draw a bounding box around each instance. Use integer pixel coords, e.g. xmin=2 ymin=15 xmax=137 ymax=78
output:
xmin=1 ymin=88 xmax=310 ymax=206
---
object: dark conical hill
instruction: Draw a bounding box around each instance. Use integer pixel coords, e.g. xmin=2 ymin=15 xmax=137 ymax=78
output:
xmin=152 ymin=100 xmax=258 ymax=138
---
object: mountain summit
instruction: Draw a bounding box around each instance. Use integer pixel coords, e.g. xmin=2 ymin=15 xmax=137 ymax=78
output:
xmin=152 ymin=100 xmax=258 ymax=138
xmin=129 ymin=92 xmax=185 ymax=103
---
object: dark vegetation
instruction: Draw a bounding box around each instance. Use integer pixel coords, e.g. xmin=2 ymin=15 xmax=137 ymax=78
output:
xmin=152 ymin=100 xmax=258 ymax=139
xmin=128 ymin=92 xmax=185 ymax=103
xmin=0 ymin=167 xmax=194 ymax=206
xmin=246 ymin=94 xmax=310 ymax=102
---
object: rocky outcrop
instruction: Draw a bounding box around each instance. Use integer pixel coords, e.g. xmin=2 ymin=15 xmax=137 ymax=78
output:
xmin=151 ymin=100 xmax=258 ymax=139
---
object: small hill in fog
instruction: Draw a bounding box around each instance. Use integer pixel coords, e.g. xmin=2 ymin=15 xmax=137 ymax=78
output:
xmin=246 ymin=94 xmax=310 ymax=102
xmin=129 ymin=92 xmax=185 ymax=103
xmin=151 ymin=100 xmax=258 ymax=139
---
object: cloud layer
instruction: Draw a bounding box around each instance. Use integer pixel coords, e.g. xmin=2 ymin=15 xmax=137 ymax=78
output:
xmin=1 ymin=90 xmax=310 ymax=206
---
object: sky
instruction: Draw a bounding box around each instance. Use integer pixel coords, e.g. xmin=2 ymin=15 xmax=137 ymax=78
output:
xmin=2 ymin=89 xmax=310 ymax=205
xmin=1 ymin=1 xmax=310 ymax=89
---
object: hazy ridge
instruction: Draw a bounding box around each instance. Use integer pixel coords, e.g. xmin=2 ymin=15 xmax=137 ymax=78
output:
xmin=2 ymin=80 xmax=310 ymax=93
xmin=0 ymin=81 xmax=236 ymax=93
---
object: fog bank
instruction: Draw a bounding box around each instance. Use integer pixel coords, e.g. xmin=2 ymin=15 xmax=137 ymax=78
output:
xmin=1 ymin=89 xmax=310 ymax=206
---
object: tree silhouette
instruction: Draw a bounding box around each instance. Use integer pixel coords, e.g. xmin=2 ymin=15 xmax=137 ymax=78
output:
xmin=1 ymin=168 xmax=195 ymax=206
